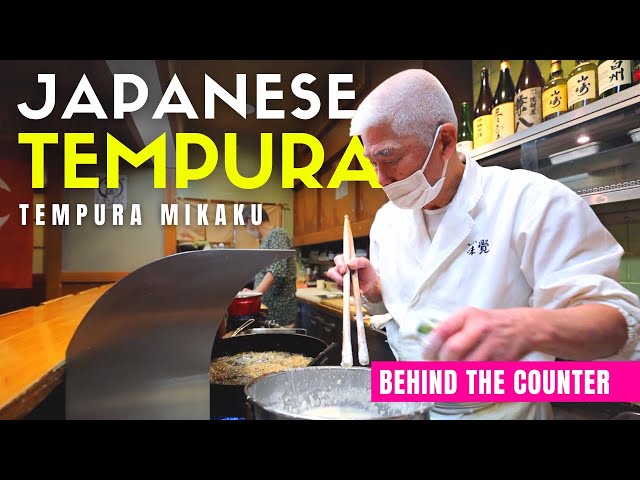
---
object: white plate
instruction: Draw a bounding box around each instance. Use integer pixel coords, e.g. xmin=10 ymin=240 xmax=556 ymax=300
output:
xmin=560 ymin=173 xmax=590 ymax=184
xmin=235 ymin=291 xmax=263 ymax=298
xmin=549 ymin=142 xmax=605 ymax=165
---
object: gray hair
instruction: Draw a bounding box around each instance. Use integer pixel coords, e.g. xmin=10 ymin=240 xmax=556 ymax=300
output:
xmin=350 ymin=69 xmax=458 ymax=145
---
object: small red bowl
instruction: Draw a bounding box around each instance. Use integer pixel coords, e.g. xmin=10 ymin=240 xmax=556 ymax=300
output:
xmin=227 ymin=291 xmax=263 ymax=317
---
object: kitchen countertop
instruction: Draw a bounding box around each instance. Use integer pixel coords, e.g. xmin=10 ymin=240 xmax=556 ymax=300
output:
xmin=0 ymin=284 xmax=114 ymax=419
xmin=296 ymin=287 xmax=372 ymax=326
xmin=4 ymin=284 xmax=637 ymax=420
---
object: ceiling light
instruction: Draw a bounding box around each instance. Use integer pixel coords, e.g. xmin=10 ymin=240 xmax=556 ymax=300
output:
xmin=577 ymin=135 xmax=590 ymax=144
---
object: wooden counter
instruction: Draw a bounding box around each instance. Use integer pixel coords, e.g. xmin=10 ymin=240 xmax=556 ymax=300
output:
xmin=296 ymin=288 xmax=371 ymax=326
xmin=318 ymin=297 xmax=372 ymax=327
xmin=0 ymin=284 xmax=113 ymax=420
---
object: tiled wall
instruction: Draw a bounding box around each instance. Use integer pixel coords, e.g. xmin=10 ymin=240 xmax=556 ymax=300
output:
xmin=607 ymin=223 xmax=640 ymax=297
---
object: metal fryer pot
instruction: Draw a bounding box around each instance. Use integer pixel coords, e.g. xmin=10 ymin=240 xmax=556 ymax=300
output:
xmin=244 ymin=366 xmax=433 ymax=420
xmin=210 ymin=333 xmax=331 ymax=419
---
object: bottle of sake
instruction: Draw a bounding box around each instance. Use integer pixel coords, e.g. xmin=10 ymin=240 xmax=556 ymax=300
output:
xmin=457 ymin=101 xmax=474 ymax=158
xmin=492 ymin=60 xmax=516 ymax=140
xmin=514 ymin=60 xmax=545 ymax=132
xmin=598 ymin=60 xmax=632 ymax=98
xmin=473 ymin=67 xmax=494 ymax=149
xmin=542 ymin=60 xmax=568 ymax=121
xmin=567 ymin=60 xmax=598 ymax=111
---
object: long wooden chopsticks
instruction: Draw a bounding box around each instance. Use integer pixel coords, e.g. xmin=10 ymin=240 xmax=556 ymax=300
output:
xmin=341 ymin=215 xmax=370 ymax=367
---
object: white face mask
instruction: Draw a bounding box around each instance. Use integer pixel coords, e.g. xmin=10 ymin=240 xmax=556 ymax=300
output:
xmin=382 ymin=125 xmax=448 ymax=210
xmin=246 ymin=225 xmax=260 ymax=238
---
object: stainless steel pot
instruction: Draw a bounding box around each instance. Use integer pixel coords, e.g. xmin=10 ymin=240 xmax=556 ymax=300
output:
xmin=245 ymin=366 xmax=433 ymax=420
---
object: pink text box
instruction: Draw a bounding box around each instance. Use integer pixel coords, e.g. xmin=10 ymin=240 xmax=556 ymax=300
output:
xmin=370 ymin=361 xmax=640 ymax=402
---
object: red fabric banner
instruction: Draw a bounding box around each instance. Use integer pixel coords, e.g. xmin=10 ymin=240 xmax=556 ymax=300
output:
xmin=0 ymin=144 xmax=33 ymax=288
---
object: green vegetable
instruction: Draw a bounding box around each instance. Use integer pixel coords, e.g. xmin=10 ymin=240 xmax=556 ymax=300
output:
xmin=417 ymin=324 xmax=433 ymax=335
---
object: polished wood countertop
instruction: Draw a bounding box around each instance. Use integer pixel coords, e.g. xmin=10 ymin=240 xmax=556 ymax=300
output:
xmin=0 ymin=284 xmax=113 ymax=419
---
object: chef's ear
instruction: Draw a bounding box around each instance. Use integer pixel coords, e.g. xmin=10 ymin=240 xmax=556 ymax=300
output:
xmin=439 ymin=123 xmax=458 ymax=158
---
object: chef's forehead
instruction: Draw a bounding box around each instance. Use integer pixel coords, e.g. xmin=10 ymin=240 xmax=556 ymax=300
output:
xmin=362 ymin=134 xmax=421 ymax=157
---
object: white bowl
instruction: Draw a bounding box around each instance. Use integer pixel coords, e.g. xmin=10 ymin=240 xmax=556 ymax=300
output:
xmin=628 ymin=127 xmax=640 ymax=143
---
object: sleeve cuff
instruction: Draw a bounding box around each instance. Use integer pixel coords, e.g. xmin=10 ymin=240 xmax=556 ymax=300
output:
xmin=361 ymin=293 xmax=388 ymax=316
xmin=597 ymin=302 xmax=640 ymax=360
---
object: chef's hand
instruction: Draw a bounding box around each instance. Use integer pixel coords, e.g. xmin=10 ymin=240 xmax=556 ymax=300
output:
xmin=424 ymin=306 xmax=535 ymax=361
xmin=325 ymin=255 xmax=382 ymax=302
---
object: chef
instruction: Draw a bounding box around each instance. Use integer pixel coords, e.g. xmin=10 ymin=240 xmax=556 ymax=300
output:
xmin=326 ymin=69 xmax=640 ymax=420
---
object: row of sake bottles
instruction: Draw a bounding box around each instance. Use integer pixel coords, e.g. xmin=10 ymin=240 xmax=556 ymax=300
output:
xmin=456 ymin=60 xmax=640 ymax=156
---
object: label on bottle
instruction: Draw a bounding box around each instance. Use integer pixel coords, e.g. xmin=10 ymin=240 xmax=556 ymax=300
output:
xmin=514 ymin=87 xmax=542 ymax=132
xmin=568 ymin=69 xmax=597 ymax=107
xmin=492 ymin=102 xmax=515 ymax=140
xmin=472 ymin=115 xmax=493 ymax=148
xmin=542 ymin=84 xmax=568 ymax=118
xmin=456 ymin=140 xmax=473 ymax=158
xmin=633 ymin=62 xmax=640 ymax=85
xmin=598 ymin=60 xmax=631 ymax=95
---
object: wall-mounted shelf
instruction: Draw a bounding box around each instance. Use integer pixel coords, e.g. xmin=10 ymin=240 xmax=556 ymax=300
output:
xmin=469 ymin=84 xmax=640 ymax=207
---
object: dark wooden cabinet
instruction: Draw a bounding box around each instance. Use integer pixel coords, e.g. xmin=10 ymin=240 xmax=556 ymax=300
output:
xmin=356 ymin=181 xmax=388 ymax=224
xmin=297 ymin=301 xmax=396 ymax=363
xmin=294 ymin=186 xmax=319 ymax=238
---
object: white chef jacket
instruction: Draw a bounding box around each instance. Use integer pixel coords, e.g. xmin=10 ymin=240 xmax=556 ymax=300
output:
xmin=369 ymin=156 xmax=640 ymax=420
